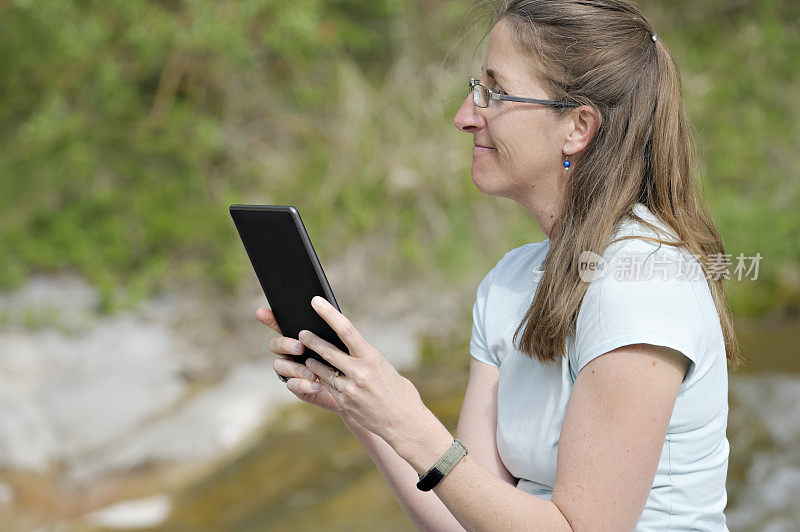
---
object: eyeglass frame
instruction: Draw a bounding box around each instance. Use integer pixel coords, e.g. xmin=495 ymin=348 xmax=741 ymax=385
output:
xmin=468 ymin=77 xmax=579 ymax=109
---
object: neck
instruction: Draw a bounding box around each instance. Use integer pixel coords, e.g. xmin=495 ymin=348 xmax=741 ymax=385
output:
xmin=512 ymin=183 xmax=562 ymax=240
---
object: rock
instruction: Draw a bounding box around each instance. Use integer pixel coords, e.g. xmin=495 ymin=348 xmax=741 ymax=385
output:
xmin=64 ymin=359 xmax=292 ymax=485
xmin=0 ymin=274 xmax=99 ymax=330
xmin=0 ymin=482 xmax=14 ymax=505
xmin=0 ymin=270 xmax=441 ymax=487
xmin=83 ymin=494 xmax=171 ymax=529
xmin=0 ymin=317 xmax=187 ymax=472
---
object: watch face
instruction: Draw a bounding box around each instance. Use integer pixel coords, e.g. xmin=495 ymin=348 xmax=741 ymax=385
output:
xmin=416 ymin=468 xmax=445 ymax=492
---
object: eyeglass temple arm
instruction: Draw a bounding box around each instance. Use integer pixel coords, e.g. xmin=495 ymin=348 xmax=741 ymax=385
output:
xmin=492 ymin=93 xmax=579 ymax=108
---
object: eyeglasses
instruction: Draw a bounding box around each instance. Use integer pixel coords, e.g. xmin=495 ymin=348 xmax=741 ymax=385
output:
xmin=468 ymin=77 xmax=579 ymax=109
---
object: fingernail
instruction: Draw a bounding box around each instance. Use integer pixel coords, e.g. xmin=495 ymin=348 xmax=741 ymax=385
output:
xmin=293 ymin=342 xmax=304 ymax=354
xmin=304 ymin=369 xmax=315 ymax=380
xmin=310 ymin=381 xmax=322 ymax=391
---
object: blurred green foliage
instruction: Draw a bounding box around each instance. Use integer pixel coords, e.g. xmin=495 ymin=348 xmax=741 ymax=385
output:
xmin=0 ymin=0 xmax=414 ymax=311
xmin=0 ymin=0 xmax=797 ymax=317
xmin=651 ymin=0 xmax=800 ymax=316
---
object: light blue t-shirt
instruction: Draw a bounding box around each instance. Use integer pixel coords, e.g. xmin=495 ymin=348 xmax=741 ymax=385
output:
xmin=469 ymin=203 xmax=730 ymax=531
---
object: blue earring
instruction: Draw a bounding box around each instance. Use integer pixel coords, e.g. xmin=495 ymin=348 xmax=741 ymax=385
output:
xmin=563 ymin=156 xmax=571 ymax=171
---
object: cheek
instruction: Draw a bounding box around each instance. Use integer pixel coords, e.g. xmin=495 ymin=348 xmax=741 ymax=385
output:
xmin=494 ymin=137 xmax=536 ymax=179
xmin=493 ymin=115 xmax=531 ymax=157
xmin=499 ymin=116 xmax=556 ymax=174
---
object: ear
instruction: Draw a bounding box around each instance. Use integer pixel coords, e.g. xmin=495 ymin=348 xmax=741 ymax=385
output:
xmin=563 ymin=105 xmax=601 ymax=156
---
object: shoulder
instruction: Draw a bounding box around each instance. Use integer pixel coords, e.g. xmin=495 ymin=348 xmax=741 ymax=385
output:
xmin=616 ymin=202 xmax=681 ymax=243
xmin=595 ymin=203 xmax=699 ymax=280
xmin=492 ymin=238 xmax=551 ymax=278
xmin=473 ymin=237 xmax=550 ymax=293
xmin=572 ymin=205 xmax=710 ymax=380
xmin=470 ymin=238 xmax=549 ymax=367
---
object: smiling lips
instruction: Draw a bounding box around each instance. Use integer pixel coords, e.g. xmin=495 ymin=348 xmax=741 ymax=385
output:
xmin=474 ymin=142 xmax=496 ymax=150
xmin=473 ymin=145 xmax=496 ymax=154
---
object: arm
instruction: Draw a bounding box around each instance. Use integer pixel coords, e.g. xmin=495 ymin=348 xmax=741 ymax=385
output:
xmin=293 ymin=297 xmax=690 ymax=530
xmin=340 ymin=357 xmax=516 ymax=531
xmin=260 ymin=304 xmax=500 ymax=530
xmin=392 ymin=343 xmax=689 ymax=531
xmin=550 ymin=344 xmax=690 ymax=530
xmin=340 ymin=416 xmax=463 ymax=531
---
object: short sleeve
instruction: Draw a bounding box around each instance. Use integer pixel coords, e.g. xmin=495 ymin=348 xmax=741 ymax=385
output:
xmin=469 ymin=265 xmax=500 ymax=366
xmin=571 ymin=239 xmax=706 ymax=383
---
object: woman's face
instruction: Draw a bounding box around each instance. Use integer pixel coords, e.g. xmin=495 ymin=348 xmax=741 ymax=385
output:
xmin=454 ymin=19 xmax=569 ymax=202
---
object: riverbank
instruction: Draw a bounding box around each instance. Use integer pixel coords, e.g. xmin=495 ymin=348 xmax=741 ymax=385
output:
xmin=1 ymin=273 xmax=798 ymax=530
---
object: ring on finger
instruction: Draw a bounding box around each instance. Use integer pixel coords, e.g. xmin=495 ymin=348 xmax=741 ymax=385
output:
xmin=331 ymin=370 xmax=342 ymax=391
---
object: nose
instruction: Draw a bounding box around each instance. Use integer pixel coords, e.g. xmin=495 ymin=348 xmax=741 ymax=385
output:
xmin=454 ymin=92 xmax=486 ymax=133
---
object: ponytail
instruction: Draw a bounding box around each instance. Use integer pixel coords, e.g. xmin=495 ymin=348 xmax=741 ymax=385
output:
xmin=647 ymin=39 xmax=741 ymax=367
xmin=651 ymin=40 xmax=690 ymax=211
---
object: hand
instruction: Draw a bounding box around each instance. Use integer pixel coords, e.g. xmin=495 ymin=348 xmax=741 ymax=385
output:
xmin=297 ymin=296 xmax=430 ymax=448
xmin=256 ymin=307 xmax=339 ymax=413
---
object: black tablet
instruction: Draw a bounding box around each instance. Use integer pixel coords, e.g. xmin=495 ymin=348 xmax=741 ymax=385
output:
xmin=229 ymin=204 xmax=349 ymax=368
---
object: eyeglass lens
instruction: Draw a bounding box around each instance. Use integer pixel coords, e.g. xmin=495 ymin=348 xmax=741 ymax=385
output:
xmin=469 ymin=80 xmax=489 ymax=108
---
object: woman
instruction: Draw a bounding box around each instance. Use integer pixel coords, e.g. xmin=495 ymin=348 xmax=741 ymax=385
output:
xmin=260 ymin=0 xmax=739 ymax=529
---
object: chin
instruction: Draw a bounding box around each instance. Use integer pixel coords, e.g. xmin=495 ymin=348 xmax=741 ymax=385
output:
xmin=470 ymin=165 xmax=507 ymax=197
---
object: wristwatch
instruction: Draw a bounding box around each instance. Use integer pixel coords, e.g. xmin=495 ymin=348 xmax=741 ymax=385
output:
xmin=416 ymin=438 xmax=468 ymax=492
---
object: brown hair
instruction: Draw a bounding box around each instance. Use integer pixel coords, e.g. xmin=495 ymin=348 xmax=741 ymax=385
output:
xmin=489 ymin=0 xmax=740 ymax=367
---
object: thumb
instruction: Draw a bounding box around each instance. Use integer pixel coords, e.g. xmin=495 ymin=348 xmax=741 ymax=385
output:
xmin=256 ymin=307 xmax=282 ymax=334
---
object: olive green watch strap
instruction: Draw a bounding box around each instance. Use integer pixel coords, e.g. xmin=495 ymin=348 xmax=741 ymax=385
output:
xmin=416 ymin=438 xmax=468 ymax=492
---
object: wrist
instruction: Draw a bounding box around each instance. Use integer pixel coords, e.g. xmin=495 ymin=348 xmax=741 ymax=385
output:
xmin=415 ymin=438 xmax=468 ymax=492
xmin=391 ymin=407 xmax=454 ymax=475
xmin=340 ymin=413 xmax=374 ymax=440
xmin=339 ymin=412 xmax=360 ymax=430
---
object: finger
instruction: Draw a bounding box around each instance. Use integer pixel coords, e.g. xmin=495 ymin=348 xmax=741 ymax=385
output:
xmin=312 ymin=371 xmax=344 ymax=401
xmin=309 ymin=296 xmax=373 ymax=357
xmin=268 ymin=336 xmax=305 ymax=356
xmin=274 ymin=357 xmax=317 ymax=381
xmin=286 ymin=377 xmax=323 ymax=395
xmin=305 ymin=357 xmax=340 ymax=383
xmin=256 ymin=307 xmax=282 ymax=335
xmin=298 ymin=329 xmax=354 ymax=374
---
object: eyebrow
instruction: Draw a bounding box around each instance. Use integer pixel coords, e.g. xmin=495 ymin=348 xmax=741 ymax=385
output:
xmin=485 ymin=67 xmax=508 ymax=86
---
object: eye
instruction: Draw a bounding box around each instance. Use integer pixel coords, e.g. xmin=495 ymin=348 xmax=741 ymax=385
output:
xmin=491 ymin=84 xmax=506 ymax=95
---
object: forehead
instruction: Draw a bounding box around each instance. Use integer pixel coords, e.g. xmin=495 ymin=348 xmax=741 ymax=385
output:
xmin=483 ymin=19 xmax=537 ymax=86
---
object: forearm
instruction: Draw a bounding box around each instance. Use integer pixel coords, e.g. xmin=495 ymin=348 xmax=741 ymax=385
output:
xmin=341 ymin=414 xmax=466 ymax=532
xmin=394 ymin=413 xmax=574 ymax=532
xmin=425 ymin=454 xmax=571 ymax=531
